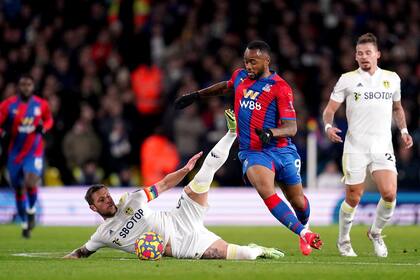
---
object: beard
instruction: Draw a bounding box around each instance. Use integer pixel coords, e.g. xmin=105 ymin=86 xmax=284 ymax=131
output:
xmin=247 ymin=71 xmax=263 ymax=80
xmin=99 ymin=206 xmax=117 ymax=218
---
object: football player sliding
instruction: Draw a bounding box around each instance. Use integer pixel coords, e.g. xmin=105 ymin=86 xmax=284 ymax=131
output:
xmin=64 ymin=110 xmax=284 ymax=260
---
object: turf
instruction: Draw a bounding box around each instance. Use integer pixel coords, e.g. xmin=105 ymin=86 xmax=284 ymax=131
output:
xmin=0 ymin=225 xmax=419 ymax=280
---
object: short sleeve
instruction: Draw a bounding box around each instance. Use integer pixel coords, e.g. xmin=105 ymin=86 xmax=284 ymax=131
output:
xmin=0 ymin=99 xmax=10 ymax=127
xmin=227 ymin=69 xmax=242 ymax=89
xmin=276 ymin=83 xmax=296 ymax=120
xmin=330 ymin=75 xmax=347 ymax=103
xmin=392 ymin=72 xmax=401 ymax=101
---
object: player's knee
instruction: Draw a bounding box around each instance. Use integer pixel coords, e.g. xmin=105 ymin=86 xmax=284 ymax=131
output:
xmin=290 ymin=196 xmax=306 ymax=211
xmin=346 ymin=192 xmax=361 ymax=207
xmin=381 ymin=190 xmax=396 ymax=202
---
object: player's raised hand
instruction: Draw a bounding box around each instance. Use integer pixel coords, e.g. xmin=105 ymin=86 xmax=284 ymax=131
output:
xmin=401 ymin=133 xmax=413 ymax=149
xmin=174 ymin=92 xmax=199 ymax=110
xmin=184 ymin=151 xmax=203 ymax=171
xmin=326 ymin=126 xmax=343 ymax=143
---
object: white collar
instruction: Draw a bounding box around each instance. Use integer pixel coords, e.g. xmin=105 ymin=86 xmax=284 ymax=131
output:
xmin=357 ymin=67 xmax=382 ymax=78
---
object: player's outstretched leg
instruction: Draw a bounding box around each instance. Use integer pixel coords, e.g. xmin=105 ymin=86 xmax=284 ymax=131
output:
xmin=248 ymin=243 xmax=285 ymax=259
xmin=225 ymin=243 xmax=284 ymax=260
xmin=189 ymin=109 xmax=236 ymax=194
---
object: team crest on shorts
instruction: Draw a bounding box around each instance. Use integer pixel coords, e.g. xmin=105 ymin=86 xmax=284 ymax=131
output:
xmin=125 ymin=207 xmax=134 ymax=215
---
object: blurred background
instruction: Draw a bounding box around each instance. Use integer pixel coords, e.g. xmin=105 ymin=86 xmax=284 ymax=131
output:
xmin=0 ymin=0 xmax=418 ymax=193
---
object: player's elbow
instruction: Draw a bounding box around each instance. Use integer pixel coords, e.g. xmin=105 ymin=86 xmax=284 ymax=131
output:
xmin=290 ymin=126 xmax=297 ymax=137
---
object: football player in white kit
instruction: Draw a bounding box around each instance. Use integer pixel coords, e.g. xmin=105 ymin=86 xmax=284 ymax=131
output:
xmin=64 ymin=109 xmax=284 ymax=260
xmin=323 ymin=33 xmax=413 ymax=257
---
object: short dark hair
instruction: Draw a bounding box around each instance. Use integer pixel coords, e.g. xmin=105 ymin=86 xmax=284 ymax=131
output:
xmin=357 ymin=33 xmax=378 ymax=48
xmin=18 ymin=73 xmax=34 ymax=82
xmin=246 ymin=40 xmax=271 ymax=54
xmin=85 ymin=184 xmax=107 ymax=205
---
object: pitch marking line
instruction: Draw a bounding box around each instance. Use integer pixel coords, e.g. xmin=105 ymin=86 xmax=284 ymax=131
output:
xmin=11 ymin=252 xmax=420 ymax=266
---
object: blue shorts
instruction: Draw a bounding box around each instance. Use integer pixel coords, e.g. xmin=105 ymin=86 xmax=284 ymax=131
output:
xmin=238 ymin=146 xmax=302 ymax=186
xmin=7 ymin=156 xmax=43 ymax=189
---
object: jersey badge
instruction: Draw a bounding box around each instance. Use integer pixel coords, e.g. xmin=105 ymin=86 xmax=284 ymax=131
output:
xmin=34 ymin=107 xmax=41 ymax=116
xmin=353 ymin=92 xmax=361 ymax=101
xmin=124 ymin=207 xmax=134 ymax=216
xmin=262 ymin=84 xmax=272 ymax=92
xmin=109 ymin=230 xmax=114 ymax=236
xmin=383 ymin=80 xmax=390 ymax=88
xmin=357 ymin=82 xmax=363 ymax=87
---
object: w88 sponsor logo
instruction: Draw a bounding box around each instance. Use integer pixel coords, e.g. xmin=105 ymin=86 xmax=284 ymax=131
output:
xmin=240 ymin=100 xmax=262 ymax=110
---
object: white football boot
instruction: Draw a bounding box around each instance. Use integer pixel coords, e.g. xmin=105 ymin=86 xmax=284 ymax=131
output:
xmin=337 ymin=240 xmax=357 ymax=257
xmin=367 ymin=230 xmax=388 ymax=257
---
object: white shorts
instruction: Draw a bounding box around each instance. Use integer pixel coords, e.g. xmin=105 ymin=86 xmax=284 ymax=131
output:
xmin=342 ymin=153 xmax=397 ymax=185
xmin=169 ymin=190 xmax=221 ymax=259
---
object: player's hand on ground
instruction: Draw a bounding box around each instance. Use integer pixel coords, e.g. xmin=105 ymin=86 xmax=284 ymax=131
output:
xmin=62 ymin=252 xmax=79 ymax=259
xmin=184 ymin=151 xmax=203 ymax=172
xmin=401 ymin=133 xmax=413 ymax=149
xmin=326 ymin=126 xmax=343 ymax=143
xmin=174 ymin=92 xmax=199 ymax=110
xmin=255 ymin=128 xmax=273 ymax=144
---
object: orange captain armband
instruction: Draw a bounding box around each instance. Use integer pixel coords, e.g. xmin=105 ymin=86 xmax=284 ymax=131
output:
xmin=144 ymin=185 xmax=159 ymax=202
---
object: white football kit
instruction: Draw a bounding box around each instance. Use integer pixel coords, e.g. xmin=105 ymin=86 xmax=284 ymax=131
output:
xmin=330 ymin=67 xmax=400 ymax=184
xmin=84 ymin=189 xmax=220 ymax=259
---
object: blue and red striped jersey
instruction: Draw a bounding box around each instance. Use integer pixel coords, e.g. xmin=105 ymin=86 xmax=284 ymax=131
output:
xmin=227 ymin=68 xmax=296 ymax=151
xmin=0 ymin=95 xmax=53 ymax=164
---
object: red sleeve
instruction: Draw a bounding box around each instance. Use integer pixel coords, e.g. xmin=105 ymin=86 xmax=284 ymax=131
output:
xmin=227 ymin=68 xmax=243 ymax=89
xmin=276 ymin=82 xmax=296 ymax=120
xmin=41 ymin=99 xmax=54 ymax=131
xmin=0 ymin=99 xmax=10 ymax=130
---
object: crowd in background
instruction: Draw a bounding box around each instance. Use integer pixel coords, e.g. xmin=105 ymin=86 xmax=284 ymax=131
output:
xmin=0 ymin=0 xmax=418 ymax=190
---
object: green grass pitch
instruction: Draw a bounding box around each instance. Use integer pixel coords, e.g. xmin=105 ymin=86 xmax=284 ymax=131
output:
xmin=0 ymin=225 xmax=419 ymax=280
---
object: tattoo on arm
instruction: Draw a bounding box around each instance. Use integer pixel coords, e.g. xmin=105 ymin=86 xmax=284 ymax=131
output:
xmin=201 ymin=247 xmax=225 ymax=259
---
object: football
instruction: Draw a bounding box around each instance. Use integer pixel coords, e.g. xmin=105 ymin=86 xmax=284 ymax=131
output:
xmin=134 ymin=231 xmax=164 ymax=261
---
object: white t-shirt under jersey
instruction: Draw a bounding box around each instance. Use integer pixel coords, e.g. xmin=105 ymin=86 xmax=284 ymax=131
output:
xmin=85 ymin=190 xmax=173 ymax=254
xmin=330 ymin=67 xmax=401 ymax=153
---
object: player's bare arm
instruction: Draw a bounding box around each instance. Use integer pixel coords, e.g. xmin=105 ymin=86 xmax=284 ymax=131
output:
xmin=154 ymin=151 xmax=203 ymax=193
xmin=270 ymin=119 xmax=297 ymax=138
xmin=322 ymin=99 xmax=343 ymax=143
xmin=174 ymin=81 xmax=232 ymax=109
xmin=392 ymin=101 xmax=413 ymax=149
xmin=255 ymin=119 xmax=297 ymax=145
xmin=63 ymin=246 xmax=95 ymax=259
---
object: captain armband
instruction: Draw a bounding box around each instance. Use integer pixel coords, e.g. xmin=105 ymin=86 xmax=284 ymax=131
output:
xmin=144 ymin=185 xmax=159 ymax=202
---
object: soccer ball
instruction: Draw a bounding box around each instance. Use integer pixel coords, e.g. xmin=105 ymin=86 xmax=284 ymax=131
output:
xmin=134 ymin=231 xmax=164 ymax=261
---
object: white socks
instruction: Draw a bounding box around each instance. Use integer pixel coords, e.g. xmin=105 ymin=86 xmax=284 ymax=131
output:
xmin=189 ymin=131 xmax=236 ymax=194
xmin=371 ymin=198 xmax=396 ymax=234
xmin=226 ymin=244 xmax=262 ymax=260
xmin=338 ymin=200 xmax=357 ymax=243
